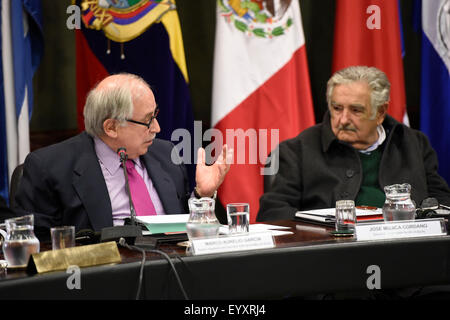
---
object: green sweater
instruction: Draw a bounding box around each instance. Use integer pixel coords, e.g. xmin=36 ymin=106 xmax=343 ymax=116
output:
xmin=355 ymin=149 xmax=386 ymax=208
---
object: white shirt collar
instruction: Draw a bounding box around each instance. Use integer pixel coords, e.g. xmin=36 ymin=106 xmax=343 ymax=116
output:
xmin=359 ymin=125 xmax=386 ymax=154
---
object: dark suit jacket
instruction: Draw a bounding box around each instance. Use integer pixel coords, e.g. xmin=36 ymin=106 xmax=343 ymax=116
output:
xmin=258 ymin=113 xmax=450 ymax=222
xmin=0 ymin=196 xmax=15 ymax=223
xmin=14 ymin=132 xmax=191 ymax=233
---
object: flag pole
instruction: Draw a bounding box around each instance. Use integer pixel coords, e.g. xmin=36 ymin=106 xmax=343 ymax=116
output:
xmin=1 ymin=0 xmax=18 ymax=186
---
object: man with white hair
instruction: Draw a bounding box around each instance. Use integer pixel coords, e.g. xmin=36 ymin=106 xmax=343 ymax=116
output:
xmin=14 ymin=73 xmax=231 ymax=235
xmin=257 ymin=65 xmax=450 ymax=222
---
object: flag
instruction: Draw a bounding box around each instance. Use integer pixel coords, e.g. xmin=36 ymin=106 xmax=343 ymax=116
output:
xmin=212 ymin=0 xmax=315 ymax=223
xmin=332 ymin=0 xmax=408 ymax=125
xmin=76 ymin=0 xmax=195 ymax=188
xmin=0 ymin=0 xmax=43 ymax=201
xmin=419 ymin=0 xmax=450 ymax=184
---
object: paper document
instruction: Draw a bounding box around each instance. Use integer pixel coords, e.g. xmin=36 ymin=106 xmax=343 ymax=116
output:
xmin=295 ymin=207 xmax=383 ymax=222
xmin=219 ymin=224 xmax=293 ymax=236
xmin=136 ymin=214 xmax=189 ymax=224
xmin=295 ymin=211 xmax=335 ymax=223
xmin=136 ymin=215 xmax=293 ymax=236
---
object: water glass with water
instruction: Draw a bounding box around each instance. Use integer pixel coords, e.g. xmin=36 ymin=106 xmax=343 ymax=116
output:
xmin=51 ymin=226 xmax=75 ymax=250
xmin=335 ymin=200 xmax=357 ymax=234
xmin=227 ymin=203 xmax=250 ymax=234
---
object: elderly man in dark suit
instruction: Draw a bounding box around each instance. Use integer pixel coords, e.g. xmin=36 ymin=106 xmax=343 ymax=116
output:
xmin=14 ymin=73 xmax=231 ymax=235
xmin=258 ymin=66 xmax=450 ymax=222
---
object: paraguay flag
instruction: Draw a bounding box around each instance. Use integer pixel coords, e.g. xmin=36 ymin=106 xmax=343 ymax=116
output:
xmin=76 ymin=0 xmax=195 ymax=186
xmin=419 ymin=0 xmax=450 ymax=185
xmin=0 ymin=0 xmax=43 ymax=201
xmin=420 ymin=0 xmax=450 ymax=183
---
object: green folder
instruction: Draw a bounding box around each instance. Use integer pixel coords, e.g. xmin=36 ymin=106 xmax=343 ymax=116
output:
xmin=137 ymin=214 xmax=189 ymax=235
xmin=144 ymin=222 xmax=187 ymax=234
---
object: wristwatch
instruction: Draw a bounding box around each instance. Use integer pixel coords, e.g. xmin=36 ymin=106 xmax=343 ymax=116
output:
xmin=194 ymin=187 xmax=217 ymax=200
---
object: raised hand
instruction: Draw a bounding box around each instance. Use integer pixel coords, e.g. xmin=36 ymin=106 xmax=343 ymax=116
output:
xmin=195 ymin=144 xmax=233 ymax=197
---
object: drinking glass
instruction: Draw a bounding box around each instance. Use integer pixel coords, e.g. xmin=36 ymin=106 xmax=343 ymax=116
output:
xmin=335 ymin=200 xmax=356 ymax=234
xmin=227 ymin=203 xmax=250 ymax=234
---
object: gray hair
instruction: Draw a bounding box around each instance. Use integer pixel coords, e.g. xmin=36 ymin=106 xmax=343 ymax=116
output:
xmin=326 ymin=66 xmax=391 ymax=119
xmin=83 ymin=73 xmax=149 ymax=137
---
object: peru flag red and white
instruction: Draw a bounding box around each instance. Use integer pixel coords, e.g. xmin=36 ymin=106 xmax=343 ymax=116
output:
xmin=212 ymin=0 xmax=315 ymax=223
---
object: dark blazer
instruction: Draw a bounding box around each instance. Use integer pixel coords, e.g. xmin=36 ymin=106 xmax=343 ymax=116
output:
xmin=14 ymin=132 xmax=191 ymax=233
xmin=257 ymin=112 xmax=450 ymax=222
xmin=0 ymin=196 xmax=15 ymax=223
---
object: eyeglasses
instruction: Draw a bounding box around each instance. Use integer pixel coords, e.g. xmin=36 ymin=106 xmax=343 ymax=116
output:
xmin=126 ymin=107 xmax=159 ymax=129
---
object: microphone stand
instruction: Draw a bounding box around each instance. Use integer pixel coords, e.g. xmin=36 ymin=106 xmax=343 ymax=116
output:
xmin=119 ymin=151 xmax=138 ymax=226
xmin=99 ymin=148 xmax=142 ymax=245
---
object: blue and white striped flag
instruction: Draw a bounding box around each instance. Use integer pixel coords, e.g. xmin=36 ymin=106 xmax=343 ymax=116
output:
xmin=0 ymin=0 xmax=43 ymax=201
xmin=419 ymin=0 xmax=450 ymax=185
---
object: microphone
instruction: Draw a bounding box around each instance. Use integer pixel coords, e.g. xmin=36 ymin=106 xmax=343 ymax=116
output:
xmin=75 ymin=229 xmax=101 ymax=245
xmin=117 ymin=147 xmax=127 ymax=162
xmin=97 ymin=148 xmax=142 ymax=245
xmin=117 ymin=147 xmax=138 ymax=226
xmin=416 ymin=197 xmax=450 ymax=219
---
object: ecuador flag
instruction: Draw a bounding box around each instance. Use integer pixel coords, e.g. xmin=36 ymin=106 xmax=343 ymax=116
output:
xmin=75 ymin=0 xmax=194 ymax=187
xmin=76 ymin=0 xmax=193 ymax=145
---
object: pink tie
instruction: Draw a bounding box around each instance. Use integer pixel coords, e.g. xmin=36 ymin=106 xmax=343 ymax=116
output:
xmin=125 ymin=160 xmax=156 ymax=216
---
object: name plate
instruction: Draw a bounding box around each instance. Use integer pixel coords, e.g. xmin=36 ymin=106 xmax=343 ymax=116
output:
xmin=191 ymin=232 xmax=275 ymax=256
xmin=355 ymin=218 xmax=447 ymax=241
xmin=27 ymin=241 xmax=122 ymax=274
